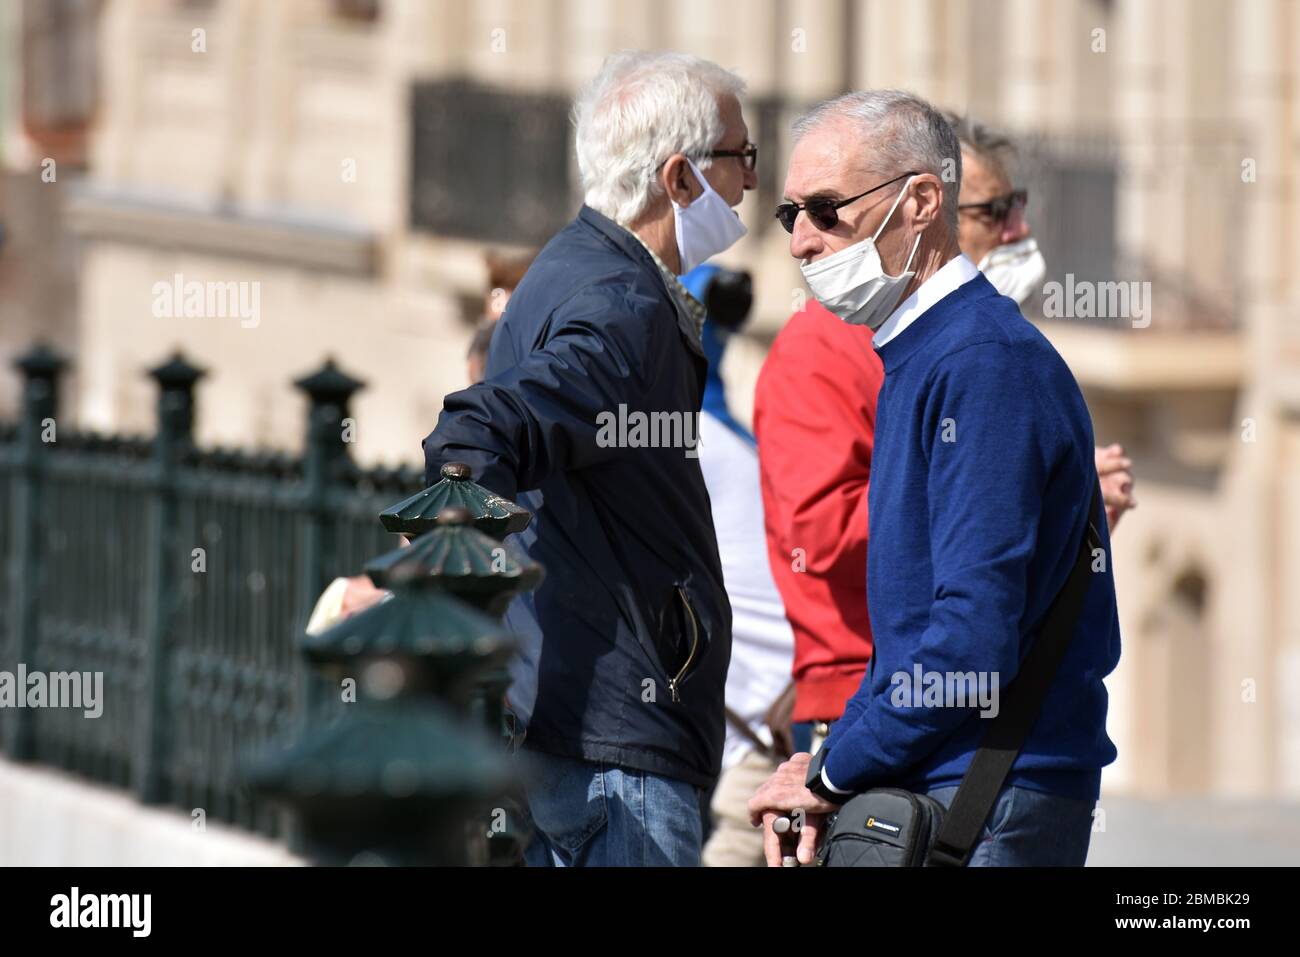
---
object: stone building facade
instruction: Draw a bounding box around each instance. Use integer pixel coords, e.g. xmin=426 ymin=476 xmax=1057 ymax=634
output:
xmin=1 ymin=0 xmax=1296 ymax=799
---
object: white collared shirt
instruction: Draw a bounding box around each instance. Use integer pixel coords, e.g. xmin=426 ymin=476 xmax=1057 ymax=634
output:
xmin=872 ymin=254 xmax=981 ymax=349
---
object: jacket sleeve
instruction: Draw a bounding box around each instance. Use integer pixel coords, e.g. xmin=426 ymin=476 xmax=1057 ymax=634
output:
xmin=753 ymin=317 xmax=881 ymax=671
xmin=422 ymin=284 xmax=664 ymax=499
xmin=822 ymin=341 xmax=1061 ymax=793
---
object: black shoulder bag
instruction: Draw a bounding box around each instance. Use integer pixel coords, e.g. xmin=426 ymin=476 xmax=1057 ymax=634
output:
xmin=809 ymin=483 xmax=1104 ymax=867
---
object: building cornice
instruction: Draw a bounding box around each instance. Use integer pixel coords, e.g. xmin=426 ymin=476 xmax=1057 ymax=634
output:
xmin=65 ymin=184 xmax=378 ymax=276
xmin=1038 ymin=323 xmax=1243 ymax=394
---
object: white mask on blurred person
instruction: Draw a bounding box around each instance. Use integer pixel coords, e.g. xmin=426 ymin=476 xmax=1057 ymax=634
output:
xmin=800 ymin=176 xmax=920 ymax=331
xmin=978 ymin=237 xmax=1047 ymax=306
xmin=673 ymin=159 xmax=748 ymax=274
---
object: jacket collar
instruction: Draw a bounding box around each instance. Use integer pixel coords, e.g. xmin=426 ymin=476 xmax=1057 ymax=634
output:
xmin=577 ymin=205 xmax=706 ymax=358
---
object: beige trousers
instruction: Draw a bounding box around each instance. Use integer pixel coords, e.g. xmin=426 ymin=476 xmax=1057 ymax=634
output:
xmin=702 ymin=749 xmax=782 ymax=867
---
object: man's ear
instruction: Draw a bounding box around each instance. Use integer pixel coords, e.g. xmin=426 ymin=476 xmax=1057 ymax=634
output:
xmin=910 ymin=174 xmax=945 ymax=230
xmin=662 ymin=153 xmax=700 ymax=207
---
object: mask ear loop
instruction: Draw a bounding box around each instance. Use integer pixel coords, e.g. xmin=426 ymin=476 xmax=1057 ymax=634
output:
xmin=874 ymin=175 xmax=922 ymax=277
xmin=871 ymin=174 xmax=916 ymax=243
xmin=674 ymin=158 xmax=712 ymax=210
xmin=899 ymin=229 xmax=923 ymax=276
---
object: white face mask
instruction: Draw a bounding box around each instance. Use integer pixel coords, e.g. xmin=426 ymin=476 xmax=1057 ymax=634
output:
xmin=799 ymin=176 xmax=921 ymax=330
xmin=672 ymin=159 xmax=748 ymax=274
xmin=978 ymin=236 xmax=1047 ymax=306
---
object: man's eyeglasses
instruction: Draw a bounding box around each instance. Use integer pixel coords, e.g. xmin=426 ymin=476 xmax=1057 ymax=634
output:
xmin=709 ymin=142 xmax=758 ymax=172
xmin=958 ymin=189 xmax=1028 ymax=223
xmin=774 ymin=170 xmax=920 ymax=234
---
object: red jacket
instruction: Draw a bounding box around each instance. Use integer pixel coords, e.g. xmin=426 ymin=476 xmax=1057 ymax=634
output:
xmin=753 ymin=301 xmax=883 ymax=723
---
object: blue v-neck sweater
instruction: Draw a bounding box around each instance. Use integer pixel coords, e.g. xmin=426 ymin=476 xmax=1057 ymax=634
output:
xmin=821 ymin=273 xmax=1120 ymax=801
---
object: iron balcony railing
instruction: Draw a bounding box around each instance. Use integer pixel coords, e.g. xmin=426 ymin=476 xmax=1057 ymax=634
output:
xmin=0 ymin=345 xmax=425 ymax=838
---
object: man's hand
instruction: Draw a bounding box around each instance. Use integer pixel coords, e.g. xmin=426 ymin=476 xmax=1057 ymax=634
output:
xmin=339 ymin=574 xmax=388 ymax=620
xmin=747 ymin=752 xmax=840 ymax=866
xmin=1095 ymin=443 xmax=1136 ymax=531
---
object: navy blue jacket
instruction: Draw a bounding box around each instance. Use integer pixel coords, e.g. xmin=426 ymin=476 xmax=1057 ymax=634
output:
xmin=422 ymin=205 xmax=732 ymax=788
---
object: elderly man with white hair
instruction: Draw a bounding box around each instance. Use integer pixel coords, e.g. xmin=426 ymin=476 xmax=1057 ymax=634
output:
xmin=747 ymin=90 xmax=1121 ymax=867
xmin=422 ymin=51 xmax=756 ymax=866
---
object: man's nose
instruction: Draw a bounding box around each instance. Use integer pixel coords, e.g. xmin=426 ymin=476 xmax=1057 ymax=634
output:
xmin=743 ymin=165 xmax=758 ymax=191
xmin=789 ymin=212 xmax=823 ymax=261
xmin=1002 ymin=206 xmax=1031 ymax=243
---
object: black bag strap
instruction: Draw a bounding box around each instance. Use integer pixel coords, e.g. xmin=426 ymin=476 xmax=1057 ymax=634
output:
xmin=927 ymin=481 xmax=1105 ymax=867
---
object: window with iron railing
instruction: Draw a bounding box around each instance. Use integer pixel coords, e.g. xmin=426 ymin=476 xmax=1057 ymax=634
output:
xmin=1014 ymin=135 xmax=1120 ymax=322
xmin=1015 ymin=132 xmax=1241 ymax=332
xmin=747 ymin=96 xmax=784 ymax=238
xmin=410 ymin=80 xmax=575 ymax=247
xmin=332 ymin=0 xmax=380 ymax=21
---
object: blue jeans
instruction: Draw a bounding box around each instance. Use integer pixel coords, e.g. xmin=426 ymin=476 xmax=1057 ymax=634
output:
xmin=520 ymin=750 xmax=704 ymax=867
xmin=925 ymin=784 xmax=1095 ymax=866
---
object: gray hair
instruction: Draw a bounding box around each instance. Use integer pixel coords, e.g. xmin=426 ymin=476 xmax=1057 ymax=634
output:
xmin=944 ymin=111 xmax=1018 ymax=184
xmin=792 ymin=90 xmax=961 ymax=232
xmin=572 ymin=51 xmax=747 ymax=226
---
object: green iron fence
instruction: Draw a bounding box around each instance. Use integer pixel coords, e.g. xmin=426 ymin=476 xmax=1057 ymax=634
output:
xmin=0 ymin=345 xmax=424 ymax=838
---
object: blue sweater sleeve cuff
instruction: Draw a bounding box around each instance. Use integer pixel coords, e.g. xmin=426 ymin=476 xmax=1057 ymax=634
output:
xmin=821 ymin=766 xmax=853 ymax=796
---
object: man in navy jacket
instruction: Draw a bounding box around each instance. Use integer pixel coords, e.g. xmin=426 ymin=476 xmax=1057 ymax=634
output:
xmin=748 ymin=90 xmax=1120 ymax=866
xmin=423 ymin=51 xmax=756 ymax=866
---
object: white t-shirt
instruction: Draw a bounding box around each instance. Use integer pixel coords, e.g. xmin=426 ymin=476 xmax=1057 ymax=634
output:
xmin=697 ymin=411 xmax=795 ymax=771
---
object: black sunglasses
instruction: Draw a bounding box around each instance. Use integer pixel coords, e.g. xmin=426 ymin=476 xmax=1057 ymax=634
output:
xmin=958 ymin=189 xmax=1028 ymax=223
xmin=709 ymin=142 xmax=758 ymax=171
xmin=775 ymin=171 xmax=921 ymax=234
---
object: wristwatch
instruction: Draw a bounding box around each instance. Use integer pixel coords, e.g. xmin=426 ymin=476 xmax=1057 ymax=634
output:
xmin=804 ymin=746 xmax=849 ymax=806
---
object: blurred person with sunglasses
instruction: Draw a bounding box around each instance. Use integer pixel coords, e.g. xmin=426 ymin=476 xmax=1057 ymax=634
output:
xmin=747 ymin=91 xmax=1120 ymax=866
xmin=947 ymin=114 xmax=1135 ymax=527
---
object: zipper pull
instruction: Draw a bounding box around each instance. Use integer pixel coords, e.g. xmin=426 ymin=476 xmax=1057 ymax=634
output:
xmin=668 ymin=678 xmax=680 ymax=703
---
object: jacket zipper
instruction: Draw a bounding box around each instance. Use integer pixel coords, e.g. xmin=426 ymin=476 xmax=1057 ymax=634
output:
xmin=668 ymin=586 xmax=700 ymax=703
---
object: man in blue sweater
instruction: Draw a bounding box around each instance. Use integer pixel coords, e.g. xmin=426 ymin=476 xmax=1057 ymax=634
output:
xmin=748 ymin=90 xmax=1120 ymax=866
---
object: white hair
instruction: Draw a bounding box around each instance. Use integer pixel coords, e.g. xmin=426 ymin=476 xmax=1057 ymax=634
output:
xmin=792 ymin=89 xmax=961 ymax=232
xmin=573 ymin=51 xmax=747 ymax=226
